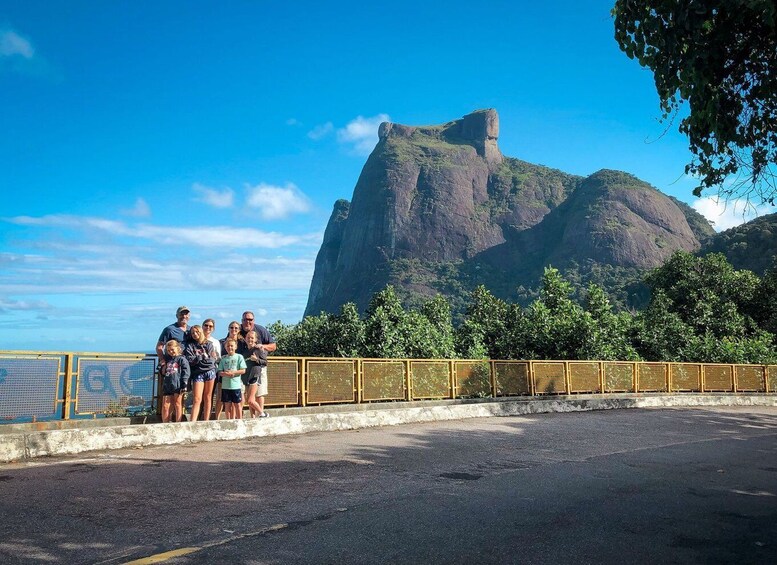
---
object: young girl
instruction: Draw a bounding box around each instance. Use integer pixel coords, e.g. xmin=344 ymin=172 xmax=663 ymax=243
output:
xmin=184 ymin=325 xmax=218 ymax=422
xmin=242 ymin=330 xmax=269 ymax=418
xmin=217 ymin=338 xmax=246 ymax=419
xmin=161 ymin=339 xmax=190 ymax=423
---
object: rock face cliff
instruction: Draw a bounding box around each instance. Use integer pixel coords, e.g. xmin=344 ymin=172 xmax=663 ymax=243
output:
xmin=305 ymin=109 xmax=713 ymax=317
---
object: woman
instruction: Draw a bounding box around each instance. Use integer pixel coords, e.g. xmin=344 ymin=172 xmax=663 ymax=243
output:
xmin=202 ymin=318 xmax=222 ymax=419
xmin=202 ymin=318 xmax=221 ymax=361
xmin=184 ymin=325 xmax=217 ymax=422
xmin=220 ymin=321 xmax=242 ymax=355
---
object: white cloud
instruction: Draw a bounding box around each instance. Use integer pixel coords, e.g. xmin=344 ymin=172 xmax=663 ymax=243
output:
xmin=245 ymin=182 xmax=312 ymax=220
xmin=307 ymin=122 xmax=334 ymax=140
xmin=193 ymin=183 xmax=234 ymax=208
xmin=0 ymin=30 xmax=34 ymax=59
xmin=4 ymin=214 xmax=322 ymax=248
xmin=692 ymin=197 xmax=772 ymax=231
xmin=121 ymin=197 xmax=151 ymax=218
xmin=286 ymin=118 xmax=301 ymax=126
xmin=0 ymin=250 xmax=316 ymax=294
xmin=0 ymin=298 xmax=51 ymax=313
xmin=337 ymin=113 xmax=390 ymax=155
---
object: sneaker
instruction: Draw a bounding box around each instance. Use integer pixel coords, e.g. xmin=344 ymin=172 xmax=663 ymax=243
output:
xmin=259 ymin=412 xmax=270 ymax=418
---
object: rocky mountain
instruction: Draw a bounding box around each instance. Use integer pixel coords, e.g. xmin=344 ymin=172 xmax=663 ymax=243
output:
xmin=305 ymin=109 xmax=716 ymax=317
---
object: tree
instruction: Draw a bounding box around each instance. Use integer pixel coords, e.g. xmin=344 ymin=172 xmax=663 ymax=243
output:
xmin=633 ymin=251 xmax=777 ymax=363
xmin=455 ymin=285 xmax=508 ymax=359
xmin=328 ymin=303 xmax=365 ymax=357
xmin=580 ymin=284 xmax=640 ymax=360
xmin=613 ymin=0 xmax=777 ymax=204
xmin=644 ymin=251 xmax=759 ymax=338
xmin=362 ymin=286 xmax=408 ymax=358
xmin=518 ymin=268 xmax=589 ymax=360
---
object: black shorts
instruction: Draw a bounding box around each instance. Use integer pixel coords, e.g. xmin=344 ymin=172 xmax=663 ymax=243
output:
xmin=222 ymin=389 xmax=242 ymax=403
xmin=162 ymin=382 xmax=185 ymax=396
xmin=241 ymin=366 xmax=262 ymax=386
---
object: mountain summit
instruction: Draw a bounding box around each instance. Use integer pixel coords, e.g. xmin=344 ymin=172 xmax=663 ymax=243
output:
xmin=305 ymin=109 xmax=715 ymax=317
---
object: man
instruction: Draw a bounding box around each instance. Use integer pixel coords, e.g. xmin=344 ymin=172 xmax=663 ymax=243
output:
xmin=238 ymin=311 xmax=276 ymax=417
xmin=156 ymin=306 xmax=191 ymax=367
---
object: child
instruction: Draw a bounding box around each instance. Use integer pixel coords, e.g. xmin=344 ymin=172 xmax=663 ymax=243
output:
xmin=161 ymin=339 xmax=190 ymax=423
xmin=242 ymin=330 xmax=269 ymax=418
xmin=184 ymin=325 xmax=218 ymax=422
xmin=217 ymin=338 xmax=246 ymax=419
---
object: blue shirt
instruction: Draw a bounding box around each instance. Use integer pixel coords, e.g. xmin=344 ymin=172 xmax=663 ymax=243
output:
xmin=158 ymin=323 xmax=190 ymax=347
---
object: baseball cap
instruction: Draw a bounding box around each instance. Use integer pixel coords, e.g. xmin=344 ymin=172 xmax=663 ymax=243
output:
xmin=176 ymin=306 xmax=190 ymax=315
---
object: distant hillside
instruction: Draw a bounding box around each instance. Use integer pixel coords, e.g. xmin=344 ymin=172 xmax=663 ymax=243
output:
xmin=305 ymin=109 xmax=715 ymax=318
xmin=700 ymin=213 xmax=777 ymax=274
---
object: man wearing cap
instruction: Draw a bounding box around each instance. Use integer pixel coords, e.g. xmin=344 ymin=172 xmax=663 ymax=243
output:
xmin=156 ymin=306 xmax=191 ymax=367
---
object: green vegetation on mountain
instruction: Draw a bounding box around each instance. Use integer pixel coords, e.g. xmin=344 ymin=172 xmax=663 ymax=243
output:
xmin=279 ymin=252 xmax=777 ymax=363
xmin=700 ymin=213 xmax=777 ymax=275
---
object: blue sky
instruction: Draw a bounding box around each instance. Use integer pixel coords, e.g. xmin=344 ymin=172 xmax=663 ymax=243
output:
xmin=1 ymin=0 xmax=771 ymax=353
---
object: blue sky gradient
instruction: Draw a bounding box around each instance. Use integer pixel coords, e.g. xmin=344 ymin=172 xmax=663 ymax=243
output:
xmin=1 ymin=1 xmax=770 ymax=352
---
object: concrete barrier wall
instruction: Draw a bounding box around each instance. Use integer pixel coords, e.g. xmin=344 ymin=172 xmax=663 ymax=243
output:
xmin=3 ymin=394 xmax=777 ymax=463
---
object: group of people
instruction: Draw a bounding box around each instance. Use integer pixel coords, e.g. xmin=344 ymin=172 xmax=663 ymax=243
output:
xmin=155 ymin=306 xmax=276 ymax=423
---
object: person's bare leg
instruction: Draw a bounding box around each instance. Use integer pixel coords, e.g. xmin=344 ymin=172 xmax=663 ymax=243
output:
xmin=201 ymin=380 xmax=215 ymax=421
xmin=161 ymin=396 xmax=171 ymax=423
xmin=190 ymin=381 xmax=204 ymax=422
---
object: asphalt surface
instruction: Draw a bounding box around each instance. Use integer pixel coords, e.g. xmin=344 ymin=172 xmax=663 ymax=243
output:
xmin=1 ymin=406 xmax=776 ymax=564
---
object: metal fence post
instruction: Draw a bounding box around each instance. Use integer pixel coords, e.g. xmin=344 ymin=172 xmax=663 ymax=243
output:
xmin=61 ymin=354 xmax=75 ymax=420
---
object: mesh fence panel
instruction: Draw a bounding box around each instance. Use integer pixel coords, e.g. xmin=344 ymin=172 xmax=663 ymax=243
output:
xmin=306 ymin=361 xmax=355 ymax=404
xmin=703 ymin=365 xmax=734 ymax=391
xmin=638 ymin=363 xmax=667 ymax=391
xmin=736 ymin=366 xmax=765 ymax=391
xmin=266 ymin=359 xmax=300 ymax=406
xmin=604 ymin=363 xmax=634 ymax=392
xmin=494 ymin=362 xmax=530 ymax=396
xmin=362 ymin=361 xmax=406 ymax=401
xmin=769 ymin=366 xmax=777 ymax=393
xmin=411 ymin=361 xmax=450 ymax=399
xmin=569 ymin=362 xmax=600 ymax=393
xmin=0 ymin=356 xmax=61 ymax=421
xmin=455 ymin=361 xmax=492 ymax=398
xmin=533 ymin=362 xmax=566 ymax=394
xmin=76 ymin=357 xmax=155 ymax=416
xmin=671 ymin=364 xmax=701 ymax=391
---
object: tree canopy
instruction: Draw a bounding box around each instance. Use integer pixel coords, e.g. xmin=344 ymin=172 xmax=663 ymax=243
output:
xmin=613 ymin=0 xmax=777 ymax=204
xmin=271 ymin=253 xmax=777 ymax=364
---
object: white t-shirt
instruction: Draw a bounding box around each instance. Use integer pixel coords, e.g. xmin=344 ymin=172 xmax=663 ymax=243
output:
xmin=207 ymin=336 xmax=222 ymax=360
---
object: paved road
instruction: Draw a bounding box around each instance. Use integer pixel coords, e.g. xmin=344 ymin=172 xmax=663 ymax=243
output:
xmin=1 ymin=407 xmax=776 ymax=564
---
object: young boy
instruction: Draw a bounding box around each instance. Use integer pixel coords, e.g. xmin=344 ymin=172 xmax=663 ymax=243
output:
xmin=161 ymin=340 xmax=190 ymax=423
xmin=217 ymin=338 xmax=246 ymax=419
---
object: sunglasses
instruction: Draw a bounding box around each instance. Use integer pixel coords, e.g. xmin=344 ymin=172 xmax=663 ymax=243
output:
xmin=203 ymin=324 xmax=214 ymax=328
xmin=243 ymin=318 xmax=254 ymax=322
xmin=229 ymin=326 xmax=239 ymax=330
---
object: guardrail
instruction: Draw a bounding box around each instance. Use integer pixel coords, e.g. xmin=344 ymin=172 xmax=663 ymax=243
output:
xmin=1 ymin=351 xmax=775 ymax=423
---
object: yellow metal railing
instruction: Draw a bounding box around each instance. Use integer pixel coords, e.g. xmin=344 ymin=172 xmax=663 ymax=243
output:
xmin=0 ymin=350 xmax=775 ymax=423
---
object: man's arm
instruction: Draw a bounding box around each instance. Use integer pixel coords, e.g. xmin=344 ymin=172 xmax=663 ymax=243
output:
xmin=258 ymin=326 xmax=277 ymax=353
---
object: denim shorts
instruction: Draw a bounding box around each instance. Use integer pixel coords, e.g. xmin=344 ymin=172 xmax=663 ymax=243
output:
xmin=192 ymin=369 xmax=217 ymax=383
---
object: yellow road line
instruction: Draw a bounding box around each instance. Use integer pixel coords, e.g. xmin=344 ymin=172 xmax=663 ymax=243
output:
xmin=122 ymin=522 xmax=291 ymax=564
xmin=122 ymin=547 xmax=199 ymax=564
